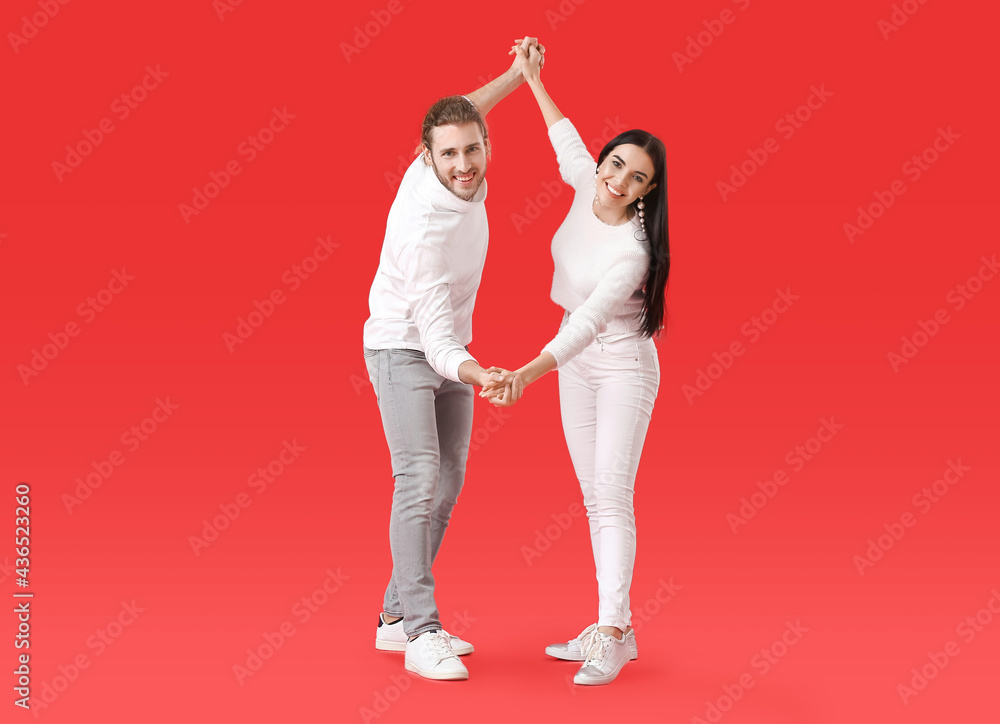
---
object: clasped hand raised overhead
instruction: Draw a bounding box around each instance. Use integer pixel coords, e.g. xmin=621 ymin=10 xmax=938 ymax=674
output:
xmin=509 ymin=37 xmax=545 ymax=82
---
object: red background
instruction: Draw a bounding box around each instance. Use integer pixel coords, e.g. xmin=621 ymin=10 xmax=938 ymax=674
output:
xmin=2 ymin=0 xmax=998 ymax=722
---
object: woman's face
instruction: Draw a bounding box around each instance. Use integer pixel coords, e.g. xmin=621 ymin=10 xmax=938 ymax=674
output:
xmin=595 ymin=144 xmax=657 ymax=208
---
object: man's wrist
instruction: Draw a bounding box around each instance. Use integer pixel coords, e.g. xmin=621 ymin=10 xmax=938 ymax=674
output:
xmin=506 ymin=65 xmax=526 ymax=85
xmin=458 ymin=359 xmax=483 ymax=386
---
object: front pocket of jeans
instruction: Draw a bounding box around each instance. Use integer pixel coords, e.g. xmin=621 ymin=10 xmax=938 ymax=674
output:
xmin=598 ymin=338 xmax=640 ymax=367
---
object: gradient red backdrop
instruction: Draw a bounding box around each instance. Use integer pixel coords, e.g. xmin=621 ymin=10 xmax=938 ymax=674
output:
xmin=2 ymin=1 xmax=998 ymax=722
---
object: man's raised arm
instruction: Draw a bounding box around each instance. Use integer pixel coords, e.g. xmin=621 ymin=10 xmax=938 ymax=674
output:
xmin=465 ymin=36 xmax=543 ymax=116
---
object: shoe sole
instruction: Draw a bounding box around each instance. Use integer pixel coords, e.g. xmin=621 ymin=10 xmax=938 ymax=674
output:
xmin=377 ymin=639 xmax=474 ymax=656
xmin=405 ymin=660 xmax=469 ymax=680
xmin=545 ymin=644 xmax=638 ymax=662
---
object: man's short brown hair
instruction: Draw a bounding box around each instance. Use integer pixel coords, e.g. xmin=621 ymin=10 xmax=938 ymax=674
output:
xmin=419 ymin=96 xmax=489 ymax=155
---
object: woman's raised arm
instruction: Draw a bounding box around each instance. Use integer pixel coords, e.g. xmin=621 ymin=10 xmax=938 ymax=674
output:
xmin=513 ymin=42 xmax=565 ymax=129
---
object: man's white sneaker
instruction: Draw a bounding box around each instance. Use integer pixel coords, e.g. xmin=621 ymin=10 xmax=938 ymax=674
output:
xmin=573 ymin=631 xmax=632 ymax=685
xmin=375 ymin=614 xmax=474 ymax=655
xmin=404 ymin=631 xmax=469 ymax=680
xmin=545 ymin=623 xmax=638 ymax=662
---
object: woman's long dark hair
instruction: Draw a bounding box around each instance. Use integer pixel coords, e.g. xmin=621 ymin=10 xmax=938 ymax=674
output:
xmin=597 ymin=130 xmax=669 ymax=338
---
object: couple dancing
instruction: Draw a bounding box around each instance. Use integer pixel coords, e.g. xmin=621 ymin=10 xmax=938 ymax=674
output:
xmin=362 ymin=36 xmax=669 ymax=686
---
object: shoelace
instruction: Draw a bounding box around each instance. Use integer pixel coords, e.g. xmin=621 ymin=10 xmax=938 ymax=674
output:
xmin=583 ymin=633 xmax=613 ymax=666
xmin=576 ymin=624 xmax=599 ymax=656
xmin=423 ymin=632 xmax=457 ymax=665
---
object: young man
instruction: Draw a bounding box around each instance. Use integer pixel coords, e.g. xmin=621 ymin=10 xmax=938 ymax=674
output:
xmin=362 ymin=38 xmax=543 ymax=681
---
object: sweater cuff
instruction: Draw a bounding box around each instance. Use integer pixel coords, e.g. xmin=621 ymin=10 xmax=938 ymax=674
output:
xmin=445 ymin=351 xmax=478 ymax=384
xmin=547 ymin=117 xmax=576 ymax=147
xmin=540 ymin=343 xmax=565 ymax=369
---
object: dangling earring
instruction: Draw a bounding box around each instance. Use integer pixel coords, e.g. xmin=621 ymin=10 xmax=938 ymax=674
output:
xmin=637 ymin=196 xmax=646 ymax=235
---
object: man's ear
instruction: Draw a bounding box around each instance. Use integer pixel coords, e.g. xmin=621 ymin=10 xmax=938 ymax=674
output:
xmin=484 ymin=138 xmax=492 ymax=160
xmin=420 ymin=143 xmax=432 ymax=165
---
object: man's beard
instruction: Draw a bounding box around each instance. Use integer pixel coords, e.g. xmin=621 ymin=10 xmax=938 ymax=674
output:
xmin=431 ymin=159 xmax=487 ymax=201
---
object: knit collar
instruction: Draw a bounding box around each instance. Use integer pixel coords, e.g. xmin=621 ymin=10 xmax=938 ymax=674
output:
xmin=418 ymin=160 xmax=488 ymax=211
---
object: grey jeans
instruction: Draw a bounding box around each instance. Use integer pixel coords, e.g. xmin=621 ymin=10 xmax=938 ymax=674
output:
xmin=364 ymin=346 xmax=473 ymax=637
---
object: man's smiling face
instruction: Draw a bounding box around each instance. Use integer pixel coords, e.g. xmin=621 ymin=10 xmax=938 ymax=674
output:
xmin=423 ymin=122 xmax=489 ymax=201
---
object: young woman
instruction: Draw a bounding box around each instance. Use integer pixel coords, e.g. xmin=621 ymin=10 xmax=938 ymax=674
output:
xmin=484 ymin=42 xmax=670 ymax=686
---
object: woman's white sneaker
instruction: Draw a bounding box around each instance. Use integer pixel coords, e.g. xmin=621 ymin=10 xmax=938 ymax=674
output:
xmin=545 ymin=623 xmax=638 ymax=661
xmin=573 ymin=632 xmax=632 ymax=685
xmin=375 ymin=614 xmax=474 ymax=655
xmin=404 ymin=631 xmax=469 ymax=680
